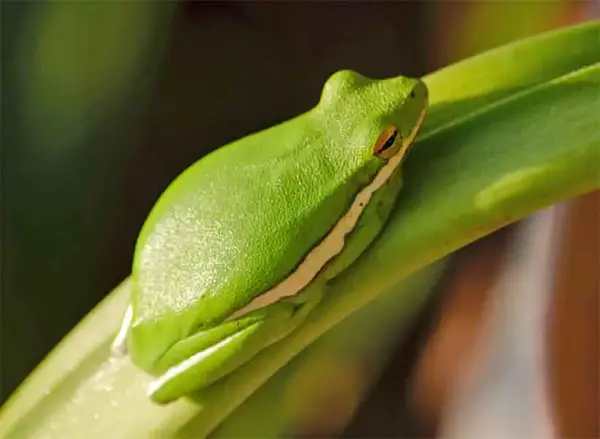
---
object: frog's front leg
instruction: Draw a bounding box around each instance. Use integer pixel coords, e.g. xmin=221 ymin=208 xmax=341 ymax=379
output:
xmin=147 ymin=284 xmax=325 ymax=404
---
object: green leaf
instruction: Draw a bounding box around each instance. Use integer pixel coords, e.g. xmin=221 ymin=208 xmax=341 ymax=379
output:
xmin=1 ymin=21 xmax=598 ymax=439
xmin=210 ymin=261 xmax=448 ymax=438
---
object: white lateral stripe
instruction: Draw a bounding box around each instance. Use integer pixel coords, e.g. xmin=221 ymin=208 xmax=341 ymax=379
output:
xmin=230 ymin=109 xmax=427 ymax=320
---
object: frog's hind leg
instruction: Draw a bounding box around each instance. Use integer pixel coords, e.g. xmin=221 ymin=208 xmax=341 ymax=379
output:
xmin=147 ymin=285 xmax=323 ymax=404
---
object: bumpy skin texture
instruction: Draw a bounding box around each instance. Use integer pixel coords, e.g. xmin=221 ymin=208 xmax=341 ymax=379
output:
xmin=129 ymin=70 xmax=426 ymax=377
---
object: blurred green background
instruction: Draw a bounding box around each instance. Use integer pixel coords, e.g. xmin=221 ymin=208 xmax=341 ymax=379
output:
xmin=1 ymin=0 xmax=594 ymax=434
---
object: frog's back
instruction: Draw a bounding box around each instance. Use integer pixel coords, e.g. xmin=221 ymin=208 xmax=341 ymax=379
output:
xmin=129 ymin=116 xmax=374 ymax=364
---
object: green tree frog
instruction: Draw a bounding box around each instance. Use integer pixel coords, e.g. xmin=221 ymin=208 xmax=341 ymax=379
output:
xmin=113 ymin=70 xmax=428 ymax=404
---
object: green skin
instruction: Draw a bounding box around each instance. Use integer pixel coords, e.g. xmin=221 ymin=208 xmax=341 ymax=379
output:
xmin=118 ymin=70 xmax=428 ymax=404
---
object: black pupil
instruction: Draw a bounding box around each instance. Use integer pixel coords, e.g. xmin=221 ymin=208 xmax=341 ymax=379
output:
xmin=380 ymin=131 xmax=398 ymax=152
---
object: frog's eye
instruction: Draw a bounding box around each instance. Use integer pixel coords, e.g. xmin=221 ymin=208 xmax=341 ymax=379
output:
xmin=373 ymin=125 xmax=402 ymax=159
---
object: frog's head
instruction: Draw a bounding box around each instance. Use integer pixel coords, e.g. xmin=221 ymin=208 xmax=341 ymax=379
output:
xmin=317 ymin=70 xmax=428 ymax=166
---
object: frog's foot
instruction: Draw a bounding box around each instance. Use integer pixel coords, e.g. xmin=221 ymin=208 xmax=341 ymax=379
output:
xmin=111 ymin=305 xmax=133 ymax=356
xmin=147 ymin=288 xmax=323 ymax=404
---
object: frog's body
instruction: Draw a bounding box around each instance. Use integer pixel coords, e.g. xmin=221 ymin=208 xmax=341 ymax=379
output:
xmin=117 ymin=70 xmax=428 ymax=403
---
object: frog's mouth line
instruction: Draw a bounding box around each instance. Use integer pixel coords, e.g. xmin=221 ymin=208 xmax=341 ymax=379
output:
xmin=228 ymin=105 xmax=428 ymax=321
